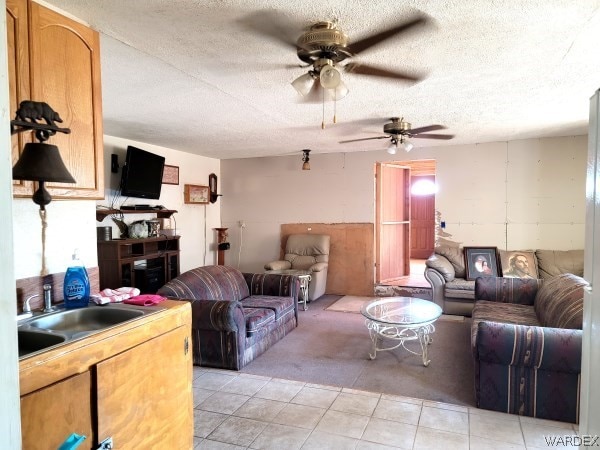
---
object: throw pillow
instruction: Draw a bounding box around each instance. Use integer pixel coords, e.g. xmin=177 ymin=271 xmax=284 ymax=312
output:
xmin=499 ymin=250 xmax=539 ymax=279
xmin=534 ymin=273 xmax=586 ymax=329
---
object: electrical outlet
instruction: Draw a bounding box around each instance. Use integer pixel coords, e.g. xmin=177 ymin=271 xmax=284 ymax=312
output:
xmin=239 ymin=220 xmax=246 ymax=228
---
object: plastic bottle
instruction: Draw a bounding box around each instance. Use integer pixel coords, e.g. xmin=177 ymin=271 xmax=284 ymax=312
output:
xmin=63 ymin=249 xmax=90 ymax=309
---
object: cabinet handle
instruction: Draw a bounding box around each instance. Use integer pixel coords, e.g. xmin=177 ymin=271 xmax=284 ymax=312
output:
xmin=97 ymin=437 xmax=113 ymax=449
xmin=184 ymin=336 xmax=189 ymax=355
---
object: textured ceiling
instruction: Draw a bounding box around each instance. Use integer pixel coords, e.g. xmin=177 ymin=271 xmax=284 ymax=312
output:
xmin=44 ymin=0 xmax=600 ymax=159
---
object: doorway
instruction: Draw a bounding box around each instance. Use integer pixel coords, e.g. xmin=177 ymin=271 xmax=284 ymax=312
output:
xmin=375 ymin=159 xmax=436 ymax=288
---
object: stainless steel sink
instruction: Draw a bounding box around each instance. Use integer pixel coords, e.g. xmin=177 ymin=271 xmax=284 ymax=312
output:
xmin=18 ymin=303 xmax=164 ymax=359
xmin=28 ymin=306 xmax=145 ymax=333
xmin=18 ymin=329 xmax=66 ymax=358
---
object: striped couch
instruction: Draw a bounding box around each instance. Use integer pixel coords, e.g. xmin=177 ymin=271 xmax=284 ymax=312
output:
xmin=472 ymin=273 xmax=587 ymax=423
xmin=157 ymin=265 xmax=299 ymax=370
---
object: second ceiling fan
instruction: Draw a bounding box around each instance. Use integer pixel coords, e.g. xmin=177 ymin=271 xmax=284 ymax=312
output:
xmin=339 ymin=117 xmax=455 ymax=153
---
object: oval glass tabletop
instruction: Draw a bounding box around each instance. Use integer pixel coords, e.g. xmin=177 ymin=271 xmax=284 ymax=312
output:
xmin=360 ymin=297 xmax=442 ymax=326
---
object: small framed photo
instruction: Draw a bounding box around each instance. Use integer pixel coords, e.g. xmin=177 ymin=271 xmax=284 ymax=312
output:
xmin=464 ymin=246 xmax=500 ymax=280
xmin=162 ymin=165 xmax=179 ymax=185
xmin=184 ymin=184 xmax=209 ymax=204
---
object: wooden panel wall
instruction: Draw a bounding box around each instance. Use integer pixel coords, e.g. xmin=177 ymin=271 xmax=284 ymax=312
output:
xmin=15 ymin=267 xmax=100 ymax=312
xmin=280 ymin=223 xmax=374 ymax=297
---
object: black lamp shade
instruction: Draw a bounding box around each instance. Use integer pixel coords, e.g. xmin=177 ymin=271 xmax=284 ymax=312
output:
xmin=12 ymin=143 xmax=76 ymax=183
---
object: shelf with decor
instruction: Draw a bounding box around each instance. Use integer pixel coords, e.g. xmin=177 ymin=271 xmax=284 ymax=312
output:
xmin=95 ymin=208 xmax=178 ymax=222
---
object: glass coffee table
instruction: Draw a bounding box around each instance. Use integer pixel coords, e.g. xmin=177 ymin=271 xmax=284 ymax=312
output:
xmin=361 ymin=297 xmax=442 ymax=366
xmin=266 ymin=269 xmax=312 ymax=310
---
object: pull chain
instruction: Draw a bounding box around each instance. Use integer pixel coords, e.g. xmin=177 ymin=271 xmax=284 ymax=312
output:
xmin=321 ymin=87 xmax=326 ymax=129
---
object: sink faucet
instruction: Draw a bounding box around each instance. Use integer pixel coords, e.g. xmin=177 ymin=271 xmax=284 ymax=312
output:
xmin=17 ymin=294 xmax=38 ymax=322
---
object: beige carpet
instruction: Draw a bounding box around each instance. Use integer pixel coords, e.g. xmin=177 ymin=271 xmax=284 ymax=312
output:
xmin=326 ymin=295 xmax=464 ymax=322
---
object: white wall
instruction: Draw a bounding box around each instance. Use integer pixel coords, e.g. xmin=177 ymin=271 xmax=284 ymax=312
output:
xmin=100 ymin=135 xmax=221 ymax=272
xmin=221 ymin=135 xmax=587 ymax=273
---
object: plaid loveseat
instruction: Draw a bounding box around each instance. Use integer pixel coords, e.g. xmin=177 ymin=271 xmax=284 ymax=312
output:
xmin=472 ymin=273 xmax=586 ymax=423
xmin=157 ymin=265 xmax=299 ymax=370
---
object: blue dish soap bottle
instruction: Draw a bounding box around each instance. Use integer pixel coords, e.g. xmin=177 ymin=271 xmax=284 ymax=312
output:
xmin=63 ymin=249 xmax=90 ymax=309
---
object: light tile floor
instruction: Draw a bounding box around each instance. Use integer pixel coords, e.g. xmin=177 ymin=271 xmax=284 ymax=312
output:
xmin=193 ymin=367 xmax=579 ymax=449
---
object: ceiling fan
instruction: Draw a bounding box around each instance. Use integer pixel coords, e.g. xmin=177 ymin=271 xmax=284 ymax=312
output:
xmin=339 ymin=117 xmax=454 ymax=153
xmin=238 ymin=10 xmax=432 ymax=103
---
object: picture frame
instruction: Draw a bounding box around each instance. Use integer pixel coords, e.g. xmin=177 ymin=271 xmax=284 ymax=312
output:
xmin=162 ymin=165 xmax=179 ymax=185
xmin=464 ymin=246 xmax=500 ymax=280
xmin=184 ymin=184 xmax=209 ymax=204
xmin=499 ymin=250 xmax=538 ymax=279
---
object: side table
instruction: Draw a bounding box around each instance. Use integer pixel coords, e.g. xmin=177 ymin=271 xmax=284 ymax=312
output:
xmin=266 ymin=269 xmax=312 ymax=310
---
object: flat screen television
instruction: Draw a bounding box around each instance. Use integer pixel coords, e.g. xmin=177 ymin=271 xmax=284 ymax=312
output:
xmin=120 ymin=146 xmax=165 ymax=200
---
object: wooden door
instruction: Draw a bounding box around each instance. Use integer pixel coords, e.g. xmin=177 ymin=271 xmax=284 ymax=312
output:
xmin=375 ymin=162 xmax=410 ymax=283
xmin=410 ymin=175 xmax=436 ymax=259
xmin=6 ymin=0 xmax=33 ymax=196
xmin=29 ymin=2 xmax=104 ymax=199
xmin=21 ymin=371 xmax=93 ymax=450
xmin=96 ymin=326 xmax=193 ymax=449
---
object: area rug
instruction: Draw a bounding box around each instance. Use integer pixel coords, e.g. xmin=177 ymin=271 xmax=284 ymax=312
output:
xmin=242 ymin=295 xmax=474 ymax=406
xmin=326 ymin=295 xmax=464 ymax=322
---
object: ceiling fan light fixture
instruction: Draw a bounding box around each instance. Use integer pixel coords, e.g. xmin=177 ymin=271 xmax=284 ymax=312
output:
xmin=291 ymin=72 xmax=315 ymax=97
xmin=386 ymin=139 xmax=398 ymax=155
xmin=401 ymin=140 xmax=414 ymax=152
xmin=333 ymin=80 xmax=349 ymax=100
xmin=319 ymin=64 xmax=341 ymax=89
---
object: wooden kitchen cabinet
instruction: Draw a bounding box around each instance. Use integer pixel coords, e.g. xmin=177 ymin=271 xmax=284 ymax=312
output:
xmin=19 ymin=301 xmax=193 ymax=449
xmin=21 ymin=372 xmax=93 ymax=450
xmin=96 ymin=325 xmax=192 ymax=448
xmin=6 ymin=0 xmax=105 ymax=200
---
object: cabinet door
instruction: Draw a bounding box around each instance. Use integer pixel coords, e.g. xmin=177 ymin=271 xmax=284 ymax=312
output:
xmin=96 ymin=325 xmax=193 ymax=448
xmin=21 ymin=371 xmax=93 ymax=450
xmin=28 ymin=1 xmax=104 ymax=200
xmin=6 ymin=0 xmax=33 ymax=196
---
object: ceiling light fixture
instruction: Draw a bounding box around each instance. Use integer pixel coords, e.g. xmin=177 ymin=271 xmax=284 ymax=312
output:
xmin=291 ymin=72 xmax=316 ymax=97
xmin=302 ymin=149 xmax=311 ymax=170
xmin=386 ymin=138 xmax=398 ymax=155
xmin=399 ymin=137 xmax=414 ymax=153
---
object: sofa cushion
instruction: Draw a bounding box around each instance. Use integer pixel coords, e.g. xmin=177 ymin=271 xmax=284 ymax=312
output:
xmin=436 ymin=246 xmax=466 ymax=278
xmin=536 ymin=250 xmax=584 ymax=279
xmin=444 ymin=278 xmax=475 ymax=299
xmin=499 ymin=250 xmax=539 ymax=279
xmin=534 ymin=273 xmax=586 ymax=329
xmin=471 ymin=300 xmax=540 ymax=349
xmin=426 ymin=254 xmax=456 ymax=281
xmin=243 ymin=307 xmax=276 ymax=335
xmin=241 ymin=295 xmax=295 ymax=320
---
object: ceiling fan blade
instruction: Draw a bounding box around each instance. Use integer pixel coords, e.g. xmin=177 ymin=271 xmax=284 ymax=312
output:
xmin=344 ymin=62 xmax=423 ymax=82
xmin=237 ymin=10 xmax=302 ymax=49
xmin=339 ymin=136 xmax=389 ymax=143
xmin=411 ymin=133 xmax=455 ymax=140
xmin=409 ymin=124 xmax=446 ymax=134
xmin=346 ymin=14 xmax=429 ymax=55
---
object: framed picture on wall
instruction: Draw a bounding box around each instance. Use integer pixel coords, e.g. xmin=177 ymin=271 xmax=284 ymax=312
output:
xmin=184 ymin=184 xmax=209 ymax=204
xmin=464 ymin=246 xmax=500 ymax=280
xmin=162 ymin=165 xmax=179 ymax=185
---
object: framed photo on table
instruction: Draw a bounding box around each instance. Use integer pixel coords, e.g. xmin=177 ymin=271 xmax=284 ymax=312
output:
xmin=464 ymin=246 xmax=500 ymax=280
xmin=184 ymin=184 xmax=209 ymax=204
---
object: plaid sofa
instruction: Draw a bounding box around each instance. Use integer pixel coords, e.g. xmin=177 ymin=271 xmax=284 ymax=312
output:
xmin=157 ymin=265 xmax=299 ymax=370
xmin=472 ymin=273 xmax=586 ymax=423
